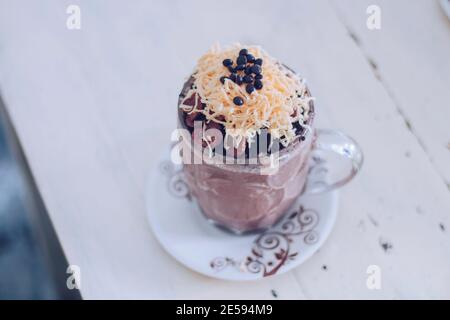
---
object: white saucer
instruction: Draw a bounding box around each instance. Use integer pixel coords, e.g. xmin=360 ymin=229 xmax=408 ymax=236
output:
xmin=146 ymin=152 xmax=339 ymax=281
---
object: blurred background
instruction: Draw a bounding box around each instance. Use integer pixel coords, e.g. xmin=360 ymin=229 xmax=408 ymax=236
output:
xmin=0 ymin=99 xmax=80 ymax=299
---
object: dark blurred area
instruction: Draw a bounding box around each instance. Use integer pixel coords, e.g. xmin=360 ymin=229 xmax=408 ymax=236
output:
xmin=0 ymin=97 xmax=81 ymax=299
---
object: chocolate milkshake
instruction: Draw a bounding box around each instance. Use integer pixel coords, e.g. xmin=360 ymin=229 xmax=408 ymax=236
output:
xmin=177 ymin=44 xmax=315 ymax=233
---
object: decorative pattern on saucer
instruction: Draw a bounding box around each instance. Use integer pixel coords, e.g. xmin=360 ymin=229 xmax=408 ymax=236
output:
xmin=210 ymin=206 xmax=319 ymax=277
xmin=159 ymin=161 xmax=191 ymax=200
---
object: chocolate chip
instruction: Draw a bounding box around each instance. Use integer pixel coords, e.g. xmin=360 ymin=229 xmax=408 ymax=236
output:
xmin=222 ymin=58 xmax=233 ymax=67
xmin=251 ymin=64 xmax=262 ymax=75
xmin=239 ymin=48 xmax=248 ymax=56
xmin=243 ymin=75 xmax=254 ymax=83
xmin=233 ymin=96 xmax=244 ymax=106
xmin=246 ymin=54 xmax=255 ymax=63
xmin=235 ymin=75 xmax=243 ymax=85
xmin=254 ymin=79 xmax=263 ymax=90
xmin=237 ymin=54 xmax=247 ymax=65
xmin=196 ymin=112 xmax=206 ymax=121
xmin=293 ymin=121 xmax=303 ymax=134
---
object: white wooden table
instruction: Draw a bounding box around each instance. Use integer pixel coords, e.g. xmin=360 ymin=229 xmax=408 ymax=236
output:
xmin=0 ymin=0 xmax=449 ymax=299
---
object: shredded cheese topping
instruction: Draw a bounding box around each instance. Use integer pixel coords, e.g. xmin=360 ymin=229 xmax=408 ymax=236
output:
xmin=180 ymin=43 xmax=314 ymax=147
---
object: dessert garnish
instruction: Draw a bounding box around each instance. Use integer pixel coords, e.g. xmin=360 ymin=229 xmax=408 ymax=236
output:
xmin=233 ymin=96 xmax=244 ymax=106
xmin=179 ymin=44 xmax=314 ymax=156
xmin=220 ymin=49 xmax=264 ymax=101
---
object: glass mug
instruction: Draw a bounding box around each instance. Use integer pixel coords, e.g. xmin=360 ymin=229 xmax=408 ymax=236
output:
xmin=178 ymin=124 xmax=363 ymax=234
xmin=178 ymin=78 xmax=363 ymax=233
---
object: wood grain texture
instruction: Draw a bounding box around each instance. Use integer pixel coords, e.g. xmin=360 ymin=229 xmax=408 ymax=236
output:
xmin=331 ymin=0 xmax=450 ymax=185
xmin=0 ymin=0 xmax=449 ymax=299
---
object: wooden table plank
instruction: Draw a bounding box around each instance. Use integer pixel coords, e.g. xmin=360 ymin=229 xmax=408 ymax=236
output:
xmin=0 ymin=0 xmax=449 ymax=299
xmin=266 ymin=0 xmax=450 ymax=299
xmin=330 ymin=0 xmax=450 ymax=185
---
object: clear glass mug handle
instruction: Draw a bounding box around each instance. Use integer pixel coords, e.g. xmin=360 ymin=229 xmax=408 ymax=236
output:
xmin=303 ymin=129 xmax=364 ymax=194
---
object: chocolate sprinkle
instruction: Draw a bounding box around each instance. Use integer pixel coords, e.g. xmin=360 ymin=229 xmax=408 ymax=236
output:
xmin=222 ymin=58 xmax=233 ymax=67
xmin=233 ymin=96 xmax=244 ymax=106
